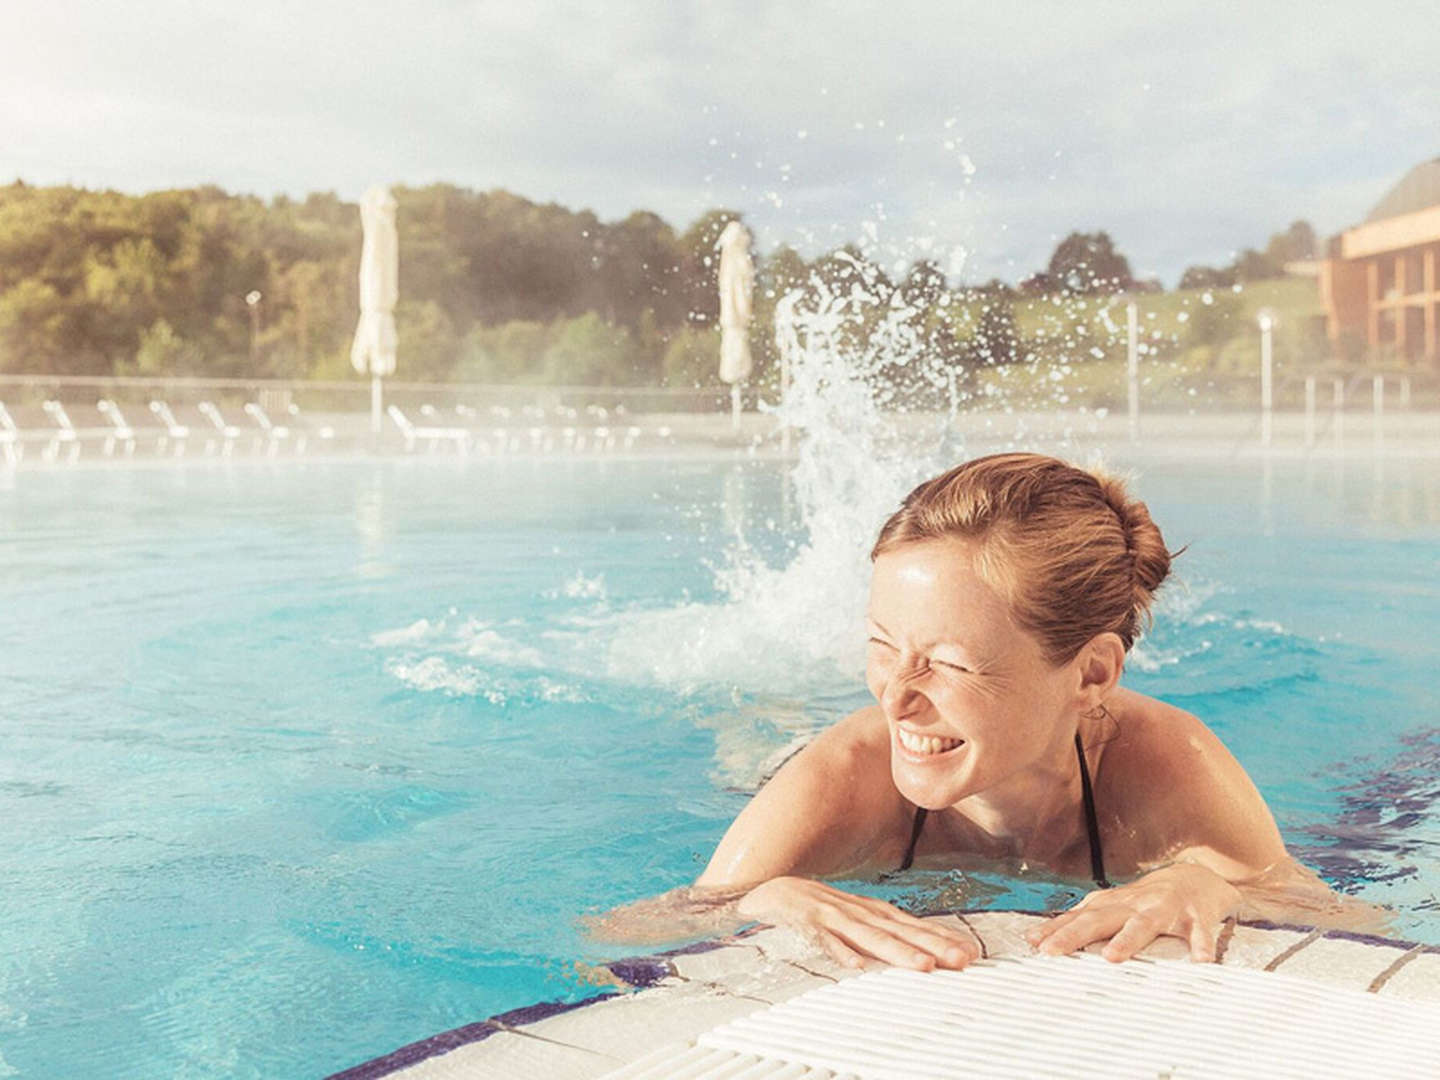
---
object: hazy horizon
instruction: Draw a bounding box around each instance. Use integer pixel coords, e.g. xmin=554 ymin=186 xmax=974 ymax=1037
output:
xmin=3 ymin=1 xmax=1437 ymax=285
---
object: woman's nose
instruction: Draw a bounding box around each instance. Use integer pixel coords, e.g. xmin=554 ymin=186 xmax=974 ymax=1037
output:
xmin=880 ymin=660 xmax=928 ymax=717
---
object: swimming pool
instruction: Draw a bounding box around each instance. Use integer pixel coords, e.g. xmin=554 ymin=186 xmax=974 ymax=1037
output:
xmin=2 ymin=451 xmax=1438 ymax=1078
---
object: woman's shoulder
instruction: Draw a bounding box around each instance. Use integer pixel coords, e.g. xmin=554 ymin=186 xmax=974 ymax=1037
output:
xmin=782 ymin=705 xmax=900 ymax=805
xmin=1096 ymin=687 xmax=1285 ymax=872
xmin=1101 ymin=688 xmax=1226 ymax=773
xmin=1096 ymin=688 xmax=1216 ymax=798
xmin=697 ymin=706 xmax=909 ymax=886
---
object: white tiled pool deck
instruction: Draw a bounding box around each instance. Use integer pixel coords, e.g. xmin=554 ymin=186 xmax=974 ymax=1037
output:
xmin=330 ymin=911 xmax=1440 ymax=1079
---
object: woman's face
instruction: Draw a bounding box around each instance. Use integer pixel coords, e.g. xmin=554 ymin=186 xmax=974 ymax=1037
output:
xmin=865 ymin=538 xmax=1077 ymax=810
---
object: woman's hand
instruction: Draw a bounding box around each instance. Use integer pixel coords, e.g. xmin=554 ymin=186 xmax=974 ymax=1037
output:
xmin=737 ymin=876 xmax=979 ymax=971
xmin=581 ymin=885 xmax=751 ymax=946
xmin=1025 ymin=863 xmax=1242 ymax=963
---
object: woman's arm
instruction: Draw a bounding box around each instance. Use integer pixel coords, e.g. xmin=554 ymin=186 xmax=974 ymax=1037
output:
xmin=695 ymin=708 xmax=899 ymax=888
xmin=586 ymin=708 xmax=980 ymax=969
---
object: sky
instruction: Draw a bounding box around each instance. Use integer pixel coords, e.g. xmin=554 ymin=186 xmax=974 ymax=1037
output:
xmin=2 ymin=1 xmax=1437 ymax=286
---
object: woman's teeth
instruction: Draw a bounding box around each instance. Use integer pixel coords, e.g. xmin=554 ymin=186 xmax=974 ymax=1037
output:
xmin=897 ymin=728 xmax=963 ymax=756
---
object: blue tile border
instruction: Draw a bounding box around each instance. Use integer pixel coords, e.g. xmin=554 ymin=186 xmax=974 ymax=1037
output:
xmin=324 ymin=992 xmax=619 ymax=1080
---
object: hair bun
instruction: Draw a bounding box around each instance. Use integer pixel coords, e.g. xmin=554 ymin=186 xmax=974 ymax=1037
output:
xmin=1091 ymin=471 xmax=1173 ymax=601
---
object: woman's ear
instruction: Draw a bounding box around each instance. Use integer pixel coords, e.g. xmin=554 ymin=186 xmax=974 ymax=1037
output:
xmin=1073 ymin=632 xmax=1125 ymax=708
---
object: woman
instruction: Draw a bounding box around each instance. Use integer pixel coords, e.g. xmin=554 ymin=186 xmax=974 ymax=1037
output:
xmin=594 ymin=453 xmax=1374 ymax=969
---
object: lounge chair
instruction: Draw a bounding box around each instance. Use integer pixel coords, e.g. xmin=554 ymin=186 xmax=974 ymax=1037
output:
xmin=243 ymin=402 xmax=291 ymax=456
xmin=387 ymin=404 xmax=470 ymax=453
xmin=41 ymin=400 xmax=81 ymax=463
xmin=96 ymin=399 xmax=137 ymax=457
xmin=0 ymin=401 xmax=20 ymax=466
xmin=197 ymin=401 xmax=243 ymax=456
xmin=149 ymin=400 xmax=190 ymax=457
xmin=283 ymin=403 xmax=334 ymax=453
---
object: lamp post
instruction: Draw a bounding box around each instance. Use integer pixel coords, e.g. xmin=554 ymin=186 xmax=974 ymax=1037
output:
xmin=245 ymin=290 xmax=262 ymax=369
xmin=1257 ymin=310 xmax=1274 ymax=448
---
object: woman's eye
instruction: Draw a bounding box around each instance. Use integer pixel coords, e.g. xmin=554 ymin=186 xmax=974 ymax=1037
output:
xmin=867 ymin=637 xmax=895 ymax=650
xmin=933 ymin=659 xmax=971 ymax=674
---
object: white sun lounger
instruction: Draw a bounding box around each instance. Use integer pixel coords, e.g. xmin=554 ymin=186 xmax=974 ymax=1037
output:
xmin=243 ymin=402 xmax=291 ymax=456
xmin=95 ymin=399 xmax=137 ymax=457
xmin=387 ymin=404 xmax=470 ymax=453
xmin=197 ymin=401 xmax=243 ymax=456
xmin=149 ymin=400 xmax=190 ymax=456
xmin=284 ymin=403 xmax=334 ymax=450
xmin=41 ymin=400 xmax=81 ymax=463
xmin=0 ymin=401 xmax=20 ymax=466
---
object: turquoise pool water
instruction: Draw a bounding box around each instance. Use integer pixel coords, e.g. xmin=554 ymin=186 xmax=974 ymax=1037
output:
xmin=2 ymin=454 xmax=1438 ymax=1078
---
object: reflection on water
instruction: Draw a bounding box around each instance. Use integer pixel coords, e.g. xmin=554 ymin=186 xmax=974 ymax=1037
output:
xmin=1249 ymin=455 xmax=1440 ymax=534
xmin=1292 ymin=728 xmax=1440 ymax=907
xmin=353 ymin=468 xmax=389 ymax=578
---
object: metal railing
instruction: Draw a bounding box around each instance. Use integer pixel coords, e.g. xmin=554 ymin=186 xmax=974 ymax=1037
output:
xmin=0 ymin=374 xmax=745 ymax=415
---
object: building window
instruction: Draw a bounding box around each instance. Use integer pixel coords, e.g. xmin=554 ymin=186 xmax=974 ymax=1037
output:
xmin=1378 ymin=308 xmax=1396 ymax=343
xmin=1379 ymin=257 xmax=1397 ymax=299
xmin=1403 ymin=250 xmax=1425 ymax=295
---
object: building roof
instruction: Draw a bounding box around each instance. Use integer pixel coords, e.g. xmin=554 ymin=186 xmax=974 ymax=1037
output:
xmin=1366 ymin=156 xmax=1440 ymax=223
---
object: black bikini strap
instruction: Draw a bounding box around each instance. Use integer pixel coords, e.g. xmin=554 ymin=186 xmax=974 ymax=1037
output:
xmin=898 ymin=806 xmax=928 ymax=871
xmin=1075 ymin=731 xmax=1110 ymax=889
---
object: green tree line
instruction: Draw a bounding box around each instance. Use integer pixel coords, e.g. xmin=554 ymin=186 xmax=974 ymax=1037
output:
xmin=0 ymin=180 xmax=1323 ymax=388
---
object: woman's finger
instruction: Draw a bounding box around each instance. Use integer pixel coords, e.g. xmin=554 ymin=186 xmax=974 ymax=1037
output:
xmin=818 ymin=930 xmax=869 ymax=970
xmin=871 ymin=910 xmax=980 ymax=964
xmin=840 ymin=899 xmax=978 ymax=966
xmin=1037 ymin=907 xmax=1130 ymax=956
xmin=1026 ymin=909 xmax=1084 ymax=945
xmin=826 ymin=915 xmax=952 ymax=971
xmin=1188 ymin=918 xmax=1217 ymax=963
xmin=878 ymin=918 xmax=978 ymax=967
xmin=1100 ymin=913 xmax=1163 ymax=963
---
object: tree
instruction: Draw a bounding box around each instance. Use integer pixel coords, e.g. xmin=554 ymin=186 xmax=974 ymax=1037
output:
xmin=542 ymin=312 xmax=635 ymax=385
xmin=678 ymin=208 xmax=744 ymax=326
xmin=660 ymin=326 xmax=717 ymax=387
xmin=1179 ymin=264 xmax=1235 ymax=290
xmin=900 ymin=259 xmax=948 ymax=310
xmin=596 ymin=210 xmax=685 ymax=332
xmin=395 ymin=299 xmax=459 ymax=381
xmin=965 ymin=300 xmax=1019 ymax=366
xmin=456 ymin=320 xmax=548 ymax=382
xmin=1231 ymin=248 xmax=1282 ymax=282
xmin=1264 ymin=220 xmax=1317 ymax=265
xmin=1044 ymin=231 xmax=1134 ymax=295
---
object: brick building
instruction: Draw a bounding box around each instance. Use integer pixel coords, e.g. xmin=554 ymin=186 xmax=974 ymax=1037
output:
xmin=1320 ymin=157 xmax=1440 ymax=365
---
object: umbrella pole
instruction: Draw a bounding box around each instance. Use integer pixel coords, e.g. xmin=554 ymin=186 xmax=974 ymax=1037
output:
xmin=371 ymin=374 xmax=383 ymax=436
xmin=731 ymin=382 xmax=742 ymax=432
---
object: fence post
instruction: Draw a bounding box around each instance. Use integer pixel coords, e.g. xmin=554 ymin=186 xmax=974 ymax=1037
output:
xmin=1126 ymin=301 xmax=1139 ymax=442
xmin=1333 ymin=377 xmax=1344 ymax=447
xmin=1304 ymin=376 xmax=1316 ymax=448
xmin=1373 ymin=373 xmax=1384 ymax=449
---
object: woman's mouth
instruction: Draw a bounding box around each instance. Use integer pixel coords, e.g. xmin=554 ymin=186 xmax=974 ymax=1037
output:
xmin=895 ymin=726 xmax=965 ymax=759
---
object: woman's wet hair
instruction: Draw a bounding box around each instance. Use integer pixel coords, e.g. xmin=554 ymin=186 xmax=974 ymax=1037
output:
xmin=871 ymin=452 xmax=1177 ymax=664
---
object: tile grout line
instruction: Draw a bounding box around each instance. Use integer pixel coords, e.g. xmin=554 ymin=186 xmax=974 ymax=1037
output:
xmin=495 ymin=1023 xmax=622 ymax=1060
xmin=1214 ymin=917 xmax=1237 ymax=964
xmin=1366 ymin=945 xmax=1429 ymax=994
xmin=954 ymin=913 xmax=989 ymax=959
xmin=1262 ymin=928 xmax=1324 ymax=972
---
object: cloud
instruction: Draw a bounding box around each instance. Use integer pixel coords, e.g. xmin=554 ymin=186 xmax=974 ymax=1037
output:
xmin=1 ymin=1 xmax=1436 ymax=284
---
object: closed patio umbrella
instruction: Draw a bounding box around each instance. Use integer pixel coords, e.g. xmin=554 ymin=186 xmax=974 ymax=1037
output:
xmin=351 ymin=186 xmax=399 ymax=435
xmin=717 ymin=221 xmax=754 ymax=431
